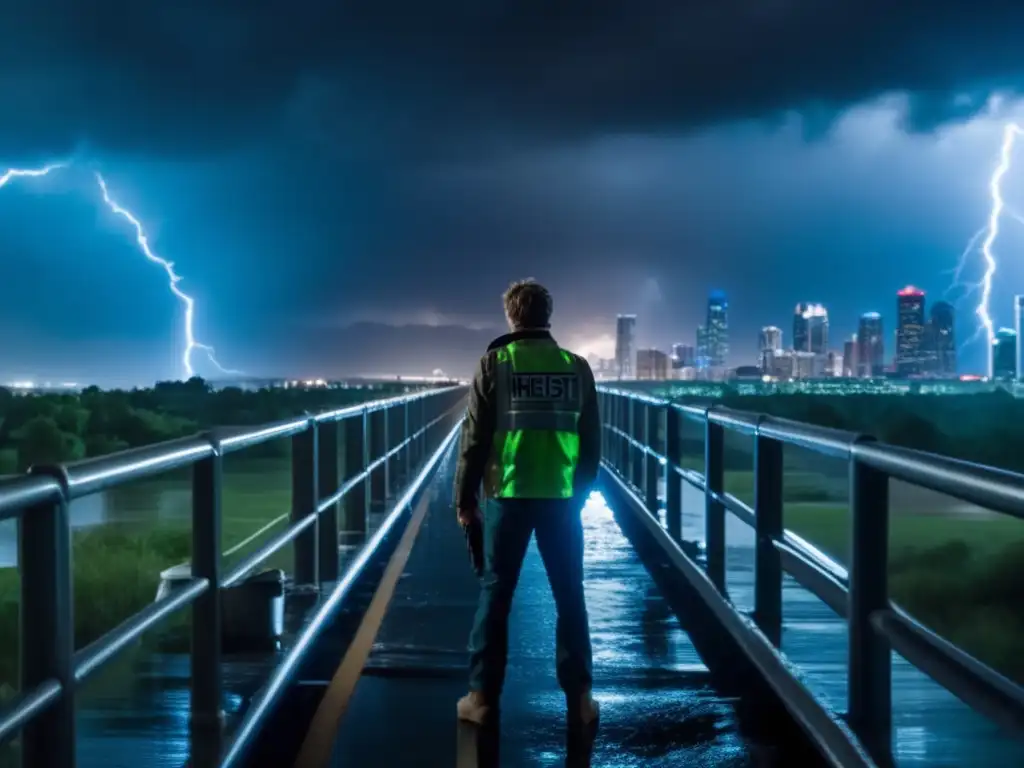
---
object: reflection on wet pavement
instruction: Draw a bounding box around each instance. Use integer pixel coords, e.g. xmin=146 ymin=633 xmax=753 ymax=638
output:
xmin=334 ymin=461 xmax=761 ymax=767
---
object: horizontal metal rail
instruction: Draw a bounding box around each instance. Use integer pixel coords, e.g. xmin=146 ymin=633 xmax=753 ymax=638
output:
xmin=0 ymin=385 xmax=468 ymax=768
xmin=598 ymin=386 xmax=1024 ymax=766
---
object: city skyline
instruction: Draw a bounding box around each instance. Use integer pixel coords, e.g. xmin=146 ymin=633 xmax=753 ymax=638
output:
xmin=605 ymin=282 xmax=1024 ymax=381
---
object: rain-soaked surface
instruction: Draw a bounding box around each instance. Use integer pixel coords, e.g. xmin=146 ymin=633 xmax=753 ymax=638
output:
xmin=332 ymin=460 xmax=764 ymax=767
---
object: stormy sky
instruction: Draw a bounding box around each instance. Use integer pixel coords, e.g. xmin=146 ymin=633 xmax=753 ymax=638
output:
xmin=3 ymin=2 xmax=1024 ymax=384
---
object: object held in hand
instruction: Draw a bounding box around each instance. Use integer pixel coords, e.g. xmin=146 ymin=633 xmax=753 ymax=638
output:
xmin=462 ymin=518 xmax=484 ymax=576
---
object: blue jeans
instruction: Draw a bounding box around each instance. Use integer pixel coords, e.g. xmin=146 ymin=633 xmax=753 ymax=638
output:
xmin=467 ymin=497 xmax=594 ymax=700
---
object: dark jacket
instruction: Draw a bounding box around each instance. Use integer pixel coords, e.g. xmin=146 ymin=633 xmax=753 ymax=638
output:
xmin=453 ymin=329 xmax=601 ymax=510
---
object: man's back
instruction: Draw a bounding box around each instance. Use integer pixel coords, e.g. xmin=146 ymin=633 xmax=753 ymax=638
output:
xmin=453 ymin=329 xmax=600 ymax=511
xmin=454 ymin=279 xmax=600 ymax=729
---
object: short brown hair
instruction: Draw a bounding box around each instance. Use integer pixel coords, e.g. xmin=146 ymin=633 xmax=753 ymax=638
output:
xmin=503 ymin=278 xmax=553 ymax=329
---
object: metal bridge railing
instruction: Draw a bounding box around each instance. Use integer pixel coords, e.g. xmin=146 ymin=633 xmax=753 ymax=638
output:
xmin=598 ymin=387 xmax=1024 ymax=766
xmin=0 ymin=385 xmax=468 ymax=768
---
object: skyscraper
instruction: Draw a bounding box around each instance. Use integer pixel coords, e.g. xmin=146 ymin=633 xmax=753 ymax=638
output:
xmin=793 ymin=303 xmax=828 ymax=353
xmin=857 ymin=312 xmax=884 ymax=376
xmin=759 ymin=326 xmax=782 ymax=354
xmin=993 ymin=328 xmax=1017 ymax=380
xmin=615 ymin=314 xmax=636 ymax=379
xmin=842 ymin=338 xmax=858 ymax=377
xmin=930 ymin=301 xmax=956 ymax=377
xmin=696 ymin=325 xmax=708 ymax=369
xmin=1015 ymin=296 xmax=1024 ymax=380
xmin=671 ymin=343 xmax=695 ymax=368
xmin=705 ymin=291 xmax=729 ymax=367
xmin=636 ymin=348 xmax=669 ymax=380
xmin=896 ymin=286 xmax=926 ymax=376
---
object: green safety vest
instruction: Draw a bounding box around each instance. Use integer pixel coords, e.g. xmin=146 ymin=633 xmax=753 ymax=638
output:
xmin=486 ymin=338 xmax=582 ymax=499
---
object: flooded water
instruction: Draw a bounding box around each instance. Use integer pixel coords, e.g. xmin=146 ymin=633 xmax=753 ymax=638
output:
xmin=0 ymin=478 xmax=193 ymax=567
xmin=665 ymin=480 xmax=1024 ymax=766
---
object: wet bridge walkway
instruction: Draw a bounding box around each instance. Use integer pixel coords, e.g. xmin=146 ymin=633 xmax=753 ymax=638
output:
xmin=291 ymin=455 xmax=761 ymax=767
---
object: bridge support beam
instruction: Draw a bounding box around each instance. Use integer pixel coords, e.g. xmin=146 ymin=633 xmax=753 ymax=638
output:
xmin=190 ymin=448 xmax=224 ymax=768
xmin=644 ymin=404 xmax=660 ymax=514
xmin=753 ymin=431 xmax=783 ymax=647
xmin=369 ymin=409 xmax=388 ymax=511
xmin=704 ymin=419 xmax=726 ymax=593
xmin=291 ymin=421 xmax=319 ymax=586
xmin=848 ymin=456 xmax=892 ymax=764
xmin=342 ymin=412 xmax=368 ymax=539
xmin=630 ymin=400 xmax=643 ymax=490
xmin=20 ymin=473 xmax=75 ymax=768
xmin=317 ymin=420 xmax=341 ymax=583
xmin=664 ymin=407 xmax=682 ymax=540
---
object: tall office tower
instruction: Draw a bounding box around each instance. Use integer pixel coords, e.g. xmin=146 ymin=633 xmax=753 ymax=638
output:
xmin=705 ymin=291 xmax=729 ymax=367
xmin=896 ymin=286 xmax=926 ymax=376
xmin=793 ymin=303 xmax=828 ymax=353
xmin=696 ymin=325 xmax=709 ymax=369
xmin=671 ymin=343 xmax=695 ymax=369
xmin=842 ymin=338 xmax=858 ymax=377
xmin=759 ymin=326 xmax=782 ymax=372
xmin=615 ymin=314 xmax=637 ymax=379
xmin=1015 ymin=296 xmax=1024 ymax=379
xmin=857 ymin=312 xmax=884 ymax=377
xmin=759 ymin=326 xmax=782 ymax=354
xmin=993 ymin=328 xmax=1018 ymax=380
xmin=930 ymin=300 xmax=956 ymax=377
xmin=636 ymin=348 xmax=670 ymax=380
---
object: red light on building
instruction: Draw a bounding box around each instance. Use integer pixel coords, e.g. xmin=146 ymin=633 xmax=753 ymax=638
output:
xmin=897 ymin=285 xmax=924 ymax=297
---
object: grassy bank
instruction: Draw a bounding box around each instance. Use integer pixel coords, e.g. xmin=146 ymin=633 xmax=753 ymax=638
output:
xmin=714 ymin=468 xmax=1024 ymax=684
xmin=0 ymin=460 xmax=293 ymax=696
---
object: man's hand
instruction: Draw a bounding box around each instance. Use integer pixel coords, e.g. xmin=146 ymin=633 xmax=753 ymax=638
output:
xmin=457 ymin=506 xmax=482 ymax=527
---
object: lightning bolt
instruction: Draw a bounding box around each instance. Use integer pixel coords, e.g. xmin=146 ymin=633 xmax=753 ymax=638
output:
xmin=0 ymin=163 xmax=239 ymax=380
xmin=947 ymin=122 xmax=1024 ymax=377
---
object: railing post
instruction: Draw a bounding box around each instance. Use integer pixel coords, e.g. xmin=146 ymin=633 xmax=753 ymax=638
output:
xmin=704 ymin=414 xmax=726 ymax=593
xmin=417 ymin=395 xmax=427 ymax=462
xmin=190 ymin=445 xmax=224 ymax=768
xmin=630 ymin=400 xmax=643 ymax=490
xmin=385 ymin=403 xmax=398 ymax=496
xmin=369 ymin=408 xmax=388 ymax=511
xmin=317 ymin=419 xmax=341 ymax=583
xmin=665 ymin=406 xmax=682 ymax=540
xmin=342 ymin=412 xmax=368 ymax=544
xmin=753 ymin=426 xmax=783 ymax=647
xmin=291 ymin=418 xmax=318 ymax=586
xmin=617 ymin=396 xmax=628 ymax=475
xmin=20 ymin=469 xmax=74 ymax=768
xmin=848 ymin=450 xmax=892 ymax=763
xmin=644 ymin=404 xmax=660 ymax=514
xmin=400 ymin=399 xmax=410 ymax=483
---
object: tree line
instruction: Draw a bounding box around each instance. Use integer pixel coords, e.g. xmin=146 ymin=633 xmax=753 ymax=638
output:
xmin=0 ymin=378 xmax=417 ymax=473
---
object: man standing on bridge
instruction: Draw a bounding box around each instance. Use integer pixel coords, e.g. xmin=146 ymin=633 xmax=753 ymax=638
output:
xmin=454 ymin=278 xmax=601 ymax=726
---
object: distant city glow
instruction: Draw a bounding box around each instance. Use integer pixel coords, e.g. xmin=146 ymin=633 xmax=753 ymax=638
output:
xmin=569 ymin=333 xmax=616 ymax=361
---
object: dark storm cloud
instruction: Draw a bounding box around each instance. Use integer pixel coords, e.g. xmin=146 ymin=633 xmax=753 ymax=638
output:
xmin=4 ymin=1 xmax=1024 ymax=162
